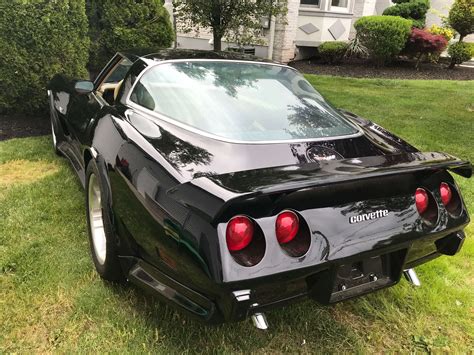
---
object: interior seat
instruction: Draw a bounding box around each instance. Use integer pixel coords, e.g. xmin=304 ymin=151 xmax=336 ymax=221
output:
xmin=114 ymin=80 xmax=124 ymax=101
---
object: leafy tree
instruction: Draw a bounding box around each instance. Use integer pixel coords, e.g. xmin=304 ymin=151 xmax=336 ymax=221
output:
xmin=448 ymin=0 xmax=474 ymax=42
xmin=87 ymin=0 xmax=174 ymax=74
xmin=173 ymin=0 xmax=287 ymax=51
xmin=0 ymin=0 xmax=89 ymax=114
xmin=403 ymin=28 xmax=448 ymax=69
xmin=447 ymin=0 xmax=474 ymax=68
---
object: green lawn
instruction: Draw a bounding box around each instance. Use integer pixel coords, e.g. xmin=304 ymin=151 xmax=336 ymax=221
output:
xmin=1 ymin=76 xmax=473 ymax=353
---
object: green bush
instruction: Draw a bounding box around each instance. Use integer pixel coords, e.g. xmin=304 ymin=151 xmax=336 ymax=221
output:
xmin=448 ymin=42 xmax=474 ymax=66
xmin=382 ymin=0 xmax=430 ymax=28
xmin=87 ymin=0 xmax=174 ymax=74
xmin=354 ymin=16 xmax=412 ymax=64
xmin=318 ymin=41 xmax=349 ymax=64
xmin=0 ymin=0 xmax=89 ymax=114
xmin=448 ymin=0 xmax=474 ymax=41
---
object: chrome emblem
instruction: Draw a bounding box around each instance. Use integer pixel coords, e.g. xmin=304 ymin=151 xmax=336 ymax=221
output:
xmin=306 ymin=146 xmax=343 ymax=162
xmin=349 ymin=209 xmax=389 ymax=224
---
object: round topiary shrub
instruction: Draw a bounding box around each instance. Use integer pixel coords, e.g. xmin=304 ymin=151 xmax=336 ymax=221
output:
xmin=87 ymin=0 xmax=174 ymax=75
xmin=382 ymin=0 xmax=430 ymax=28
xmin=354 ymin=15 xmax=412 ymax=64
xmin=0 ymin=0 xmax=89 ymax=114
xmin=318 ymin=41 xmax=349 ymax=64
xmin=448 ymin=42 xmax=474 ymax=67
xmin=448 ymin=0 xmax=474 ymax=41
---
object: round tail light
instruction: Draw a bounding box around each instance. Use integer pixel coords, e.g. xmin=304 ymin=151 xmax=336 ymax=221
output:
xmin=275 ymin=211 xmax=299 ymax=244
xmin=440 ymin=182 xmax=452 ymax=206
xmin=415 ymin=188 xmax=429 ymax=215
xmin=226 ymin=216 xmax=254 ymax=251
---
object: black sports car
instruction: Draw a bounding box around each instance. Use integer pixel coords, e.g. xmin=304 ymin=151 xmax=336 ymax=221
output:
xmin=48 ymin=49 xmax=471 ymax=329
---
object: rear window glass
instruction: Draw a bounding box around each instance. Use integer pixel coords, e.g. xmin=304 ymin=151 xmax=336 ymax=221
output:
xmin=129 ymin=61 xmax=358 ymax=142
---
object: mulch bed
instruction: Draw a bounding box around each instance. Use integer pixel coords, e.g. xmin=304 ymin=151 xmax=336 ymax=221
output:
xmin=0 ymin=114 xmax=50 ymax=141
xmin=290 ymin=58 xmax=474 ymax=80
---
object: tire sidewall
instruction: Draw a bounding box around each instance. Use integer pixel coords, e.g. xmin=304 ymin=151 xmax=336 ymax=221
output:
xmin=85 ymin=159 xmax=123 ymax=281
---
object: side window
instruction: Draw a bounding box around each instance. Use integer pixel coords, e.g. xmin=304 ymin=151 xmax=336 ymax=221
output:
xmin=130 ymin=81 xmax=156 ymax=111
xmin=97 ymin=57 xmax=132 ymax=105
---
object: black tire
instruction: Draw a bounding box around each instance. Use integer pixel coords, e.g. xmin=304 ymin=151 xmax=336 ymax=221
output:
xmin=85 ymin=159 xmax=123 ymax=281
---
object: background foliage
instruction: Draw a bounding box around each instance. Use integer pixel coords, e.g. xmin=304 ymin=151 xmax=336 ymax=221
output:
xmin=87 ymin=0 xmax=174 ymax=75
xmin=318 ymin=41 xmax=349 ymax=64
xmin=0 ymin=0 xmax=89 ymax=114
xmin=354 ymin=16 xmax=412 ymax=64
xmin=382 ymin=0 xmax=430 ymax=28
xmin=173 ymin=0 xmax=287 ymax=51
xmin=448 ymin=0 xmax=474 ymax=41
xmin=404 ymin=28 xmax=448 ymax=68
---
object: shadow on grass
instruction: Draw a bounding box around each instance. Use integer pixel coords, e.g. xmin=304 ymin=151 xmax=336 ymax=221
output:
xmin=99 ymin=279 xmax=364 ymax=352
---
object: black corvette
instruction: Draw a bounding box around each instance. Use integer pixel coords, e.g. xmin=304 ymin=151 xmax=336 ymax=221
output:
xmin=48 ymin=49 xmax=471 ymax=329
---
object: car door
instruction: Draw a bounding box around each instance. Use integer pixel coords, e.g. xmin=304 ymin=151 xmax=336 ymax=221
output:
xmin=64 ymin=54 xmax=132 ymax=165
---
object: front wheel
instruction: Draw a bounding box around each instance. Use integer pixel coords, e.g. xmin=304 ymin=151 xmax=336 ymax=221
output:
xmin=85 ymin=160 xmax=123 ymax=281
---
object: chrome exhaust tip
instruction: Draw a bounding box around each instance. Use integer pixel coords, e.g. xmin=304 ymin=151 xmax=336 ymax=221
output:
xmin=404 ymin=268 xmax=421 ymax=286
xmin=251 ymin=313 xmax=268 ymax=330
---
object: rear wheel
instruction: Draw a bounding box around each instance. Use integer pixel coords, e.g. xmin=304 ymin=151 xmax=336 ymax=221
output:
xmin=85 ymin=160 xmax=123 ymax=281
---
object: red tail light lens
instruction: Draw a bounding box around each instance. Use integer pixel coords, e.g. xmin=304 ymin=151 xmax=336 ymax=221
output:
xmin=226 ymin=216 xmax=254 ymax=251
xmin=415 ymin=188 xmax=429 ymax=215
xmin=275 ymin=211 xmax=299 ymax=244
xmin=440 ymin=182 xmax=452 ymax=206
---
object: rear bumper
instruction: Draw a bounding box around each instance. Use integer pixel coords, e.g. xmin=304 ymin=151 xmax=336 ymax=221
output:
xmin=125 ymin=228 xmax=467 ymax=324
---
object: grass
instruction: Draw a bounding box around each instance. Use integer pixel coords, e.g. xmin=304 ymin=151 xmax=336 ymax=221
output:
xmin=1 ymin=76 xmax=473 ymax=353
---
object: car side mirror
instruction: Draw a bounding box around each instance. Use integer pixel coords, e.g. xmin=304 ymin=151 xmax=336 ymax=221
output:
xmin=74 ymin=80 xmax=94 ymax=94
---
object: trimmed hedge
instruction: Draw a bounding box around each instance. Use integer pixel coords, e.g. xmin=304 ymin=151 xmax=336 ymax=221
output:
xmin=318 ymin=41 xmax=349 ymax=64
xmin=448 ymin=0 xmax=474 ymax=41
xmin=87 ymin=0 xmax=174 ymax=75
xmin=448 ymin=42 xmax=474 ymax=67
xmin=382 ymin=0 xmax=430 ymax=28
xmin=354 ymin=16 xmax=412 ymax=64
xmin=0 ymin=0 xmax=89 ymax=114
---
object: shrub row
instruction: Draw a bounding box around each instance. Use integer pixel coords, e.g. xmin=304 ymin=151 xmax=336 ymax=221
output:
xmin=0 ymin=0 xmax=174 ymax=115
xmin=0 ymin=0 xmax=89 ymax=114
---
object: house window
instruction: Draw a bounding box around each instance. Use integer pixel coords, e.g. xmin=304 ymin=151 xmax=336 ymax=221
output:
xmin=300 ymin=0 xmax=320 ymax=6
xmin=331 ymin=0 xmax=348 ymax=7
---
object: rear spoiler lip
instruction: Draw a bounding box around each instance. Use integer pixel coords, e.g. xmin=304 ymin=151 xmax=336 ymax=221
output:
xmin=205 ymin=151 xmax=472 ymax=195
xmin=170 ymin=152 xmax=471 ymax=223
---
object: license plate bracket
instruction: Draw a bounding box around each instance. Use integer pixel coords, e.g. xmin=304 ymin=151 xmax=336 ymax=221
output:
xmin=328 ymin=249 xmax=407 ymax=303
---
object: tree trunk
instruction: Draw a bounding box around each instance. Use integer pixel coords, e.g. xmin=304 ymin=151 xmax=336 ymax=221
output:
xmin=213 ymin=31 xmax=222 ymax=51
xmin=415 ymin=53 xmax=423 ymax=70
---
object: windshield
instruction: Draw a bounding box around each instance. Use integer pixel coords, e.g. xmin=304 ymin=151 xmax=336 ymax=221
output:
xmin=129 ymin=61 xmax=358 ymax=142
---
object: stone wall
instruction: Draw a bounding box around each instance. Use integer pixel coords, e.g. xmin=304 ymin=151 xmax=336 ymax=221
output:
xmin=272 ymin=0 xmax=300 ymax=63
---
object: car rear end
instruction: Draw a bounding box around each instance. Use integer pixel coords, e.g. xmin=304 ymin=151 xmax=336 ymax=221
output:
xmin=207 ymin=153 xmax=471 ymax=323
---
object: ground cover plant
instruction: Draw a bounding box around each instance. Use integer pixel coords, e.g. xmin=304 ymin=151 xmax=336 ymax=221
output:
xmin=1 ymin=77 xmax=473 ymax=353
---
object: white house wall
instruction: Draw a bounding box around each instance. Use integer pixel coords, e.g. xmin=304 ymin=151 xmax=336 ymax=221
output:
xmin=296 ymin=15 xmax=354 ymax=46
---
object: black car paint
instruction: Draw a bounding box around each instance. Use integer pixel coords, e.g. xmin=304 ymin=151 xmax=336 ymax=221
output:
xmin=48 ymin=49 xmax=471 ymax=324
